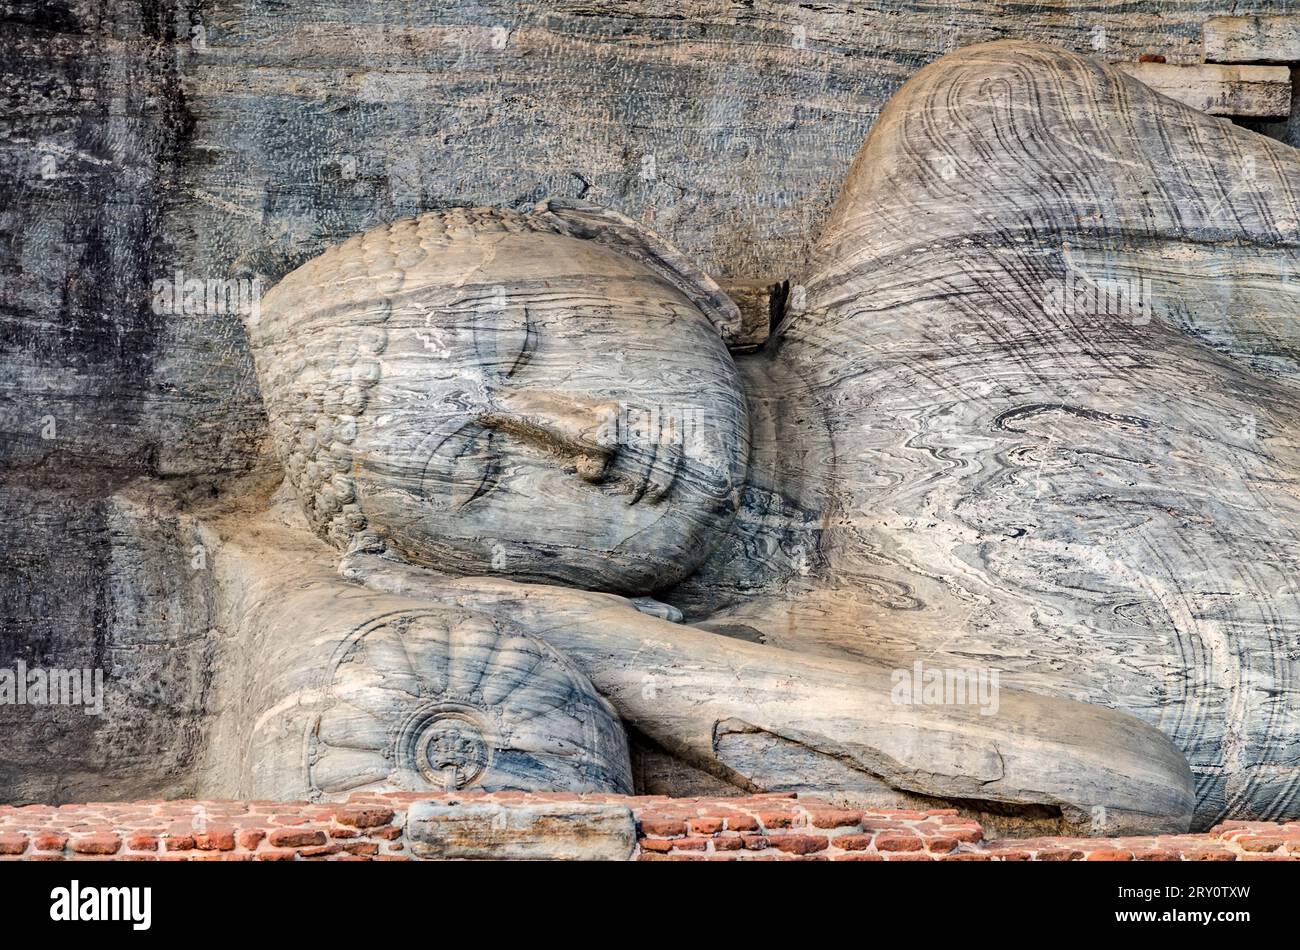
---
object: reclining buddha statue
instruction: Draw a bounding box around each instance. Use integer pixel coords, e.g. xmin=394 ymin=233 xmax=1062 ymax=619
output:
xmin=205 ymin=40 xmax=1298 ymax=834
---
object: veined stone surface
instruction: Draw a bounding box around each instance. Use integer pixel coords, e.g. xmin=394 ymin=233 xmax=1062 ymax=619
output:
xmin=1205 ymin=15 xmax=1300 ymax=63
xmin=737 ymin=41 xmax=1300 ymax=826
xmin=2 ymin=0 xmax=1280 ymax=482
xmin=1115 ymin=62 xmax=1291 ymax=116
xmin=3 ymin=3 xmax=1299 ymax=838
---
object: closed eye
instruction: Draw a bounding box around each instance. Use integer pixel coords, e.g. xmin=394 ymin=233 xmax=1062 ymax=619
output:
xmin=420 ymin=421 xmax=502 ymax=508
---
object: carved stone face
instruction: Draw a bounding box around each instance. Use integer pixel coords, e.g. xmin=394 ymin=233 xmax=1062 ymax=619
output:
xmin=253 ymin=208 xmax=749 ymax=594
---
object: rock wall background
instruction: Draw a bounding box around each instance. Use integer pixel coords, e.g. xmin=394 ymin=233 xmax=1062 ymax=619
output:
xmin=1 ymin=0 xmax=1296 ymax=802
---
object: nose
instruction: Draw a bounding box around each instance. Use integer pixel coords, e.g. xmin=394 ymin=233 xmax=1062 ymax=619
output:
xmin=476 ymin=389 xmax=620 ymax=482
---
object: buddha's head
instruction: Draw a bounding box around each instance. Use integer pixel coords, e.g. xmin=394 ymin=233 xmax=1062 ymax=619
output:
xmin=251 ymin=200 xmax=749 ymax=594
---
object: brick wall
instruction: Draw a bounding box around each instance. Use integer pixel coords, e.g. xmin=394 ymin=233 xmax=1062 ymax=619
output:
xmin=0 ymin=792 xmax=1296 ymax=861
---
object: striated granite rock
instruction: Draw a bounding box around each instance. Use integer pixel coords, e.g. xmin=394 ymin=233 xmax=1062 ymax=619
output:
xmin=3 ymin=4 xmax=1298 ymax=836
xmin=721 ymin=41 xmax=1300 ymax=827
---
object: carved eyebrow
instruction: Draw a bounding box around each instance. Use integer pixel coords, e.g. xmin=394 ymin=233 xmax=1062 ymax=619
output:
xmin=472 ymin=303 xmax=537 ymax=379
xmin=504 ymin=306 xmax=537 ymax=378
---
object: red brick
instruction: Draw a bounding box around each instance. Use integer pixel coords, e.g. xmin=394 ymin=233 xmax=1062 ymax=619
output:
xmin=299 ymin=844 xmax=342 ymax=858
xmin=194 ymin=828 xmax=236 ymax=851
xmin=639 ymin=818 xmax=687 ymax=837
xmin=875 ymin=833 xmax=923 ymax=852
xmin=71 ymin=834 xmax=120 ymax=856
xmin=687 ymin=818 xmax=723 ymax=836
xmin=268 ymin=828 xmax=327 ymax=848
xmin=1214 ymin=820 xmax=1284 ymax=838
xmin=770 ymin=835 xmax=829 ymax=855
xmin=834 ymin=852 xmax=885 ymax=861
xmin=33 ymin=832 xmax=67 ymax=852
xmin=808 ymin=808 xmax=863 ymax=829
xmin=237 ymin=829 xmax=265 ymax=851
xmin=926 ymin=836 xmax=958 ymax=854
xmin=256 ymin=849 xmax=297 ymax=861
xmin=336 ymin=806 xmax=395 ymax=829
xmin=21 ymin=793 xmax=1300 ymax=865
xmin=861 ymin=818 xmax=909 ymax=832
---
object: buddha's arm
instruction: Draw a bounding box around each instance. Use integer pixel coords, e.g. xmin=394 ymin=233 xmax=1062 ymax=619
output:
xmin=342 ymin=552 xmax=1194 ymax=834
